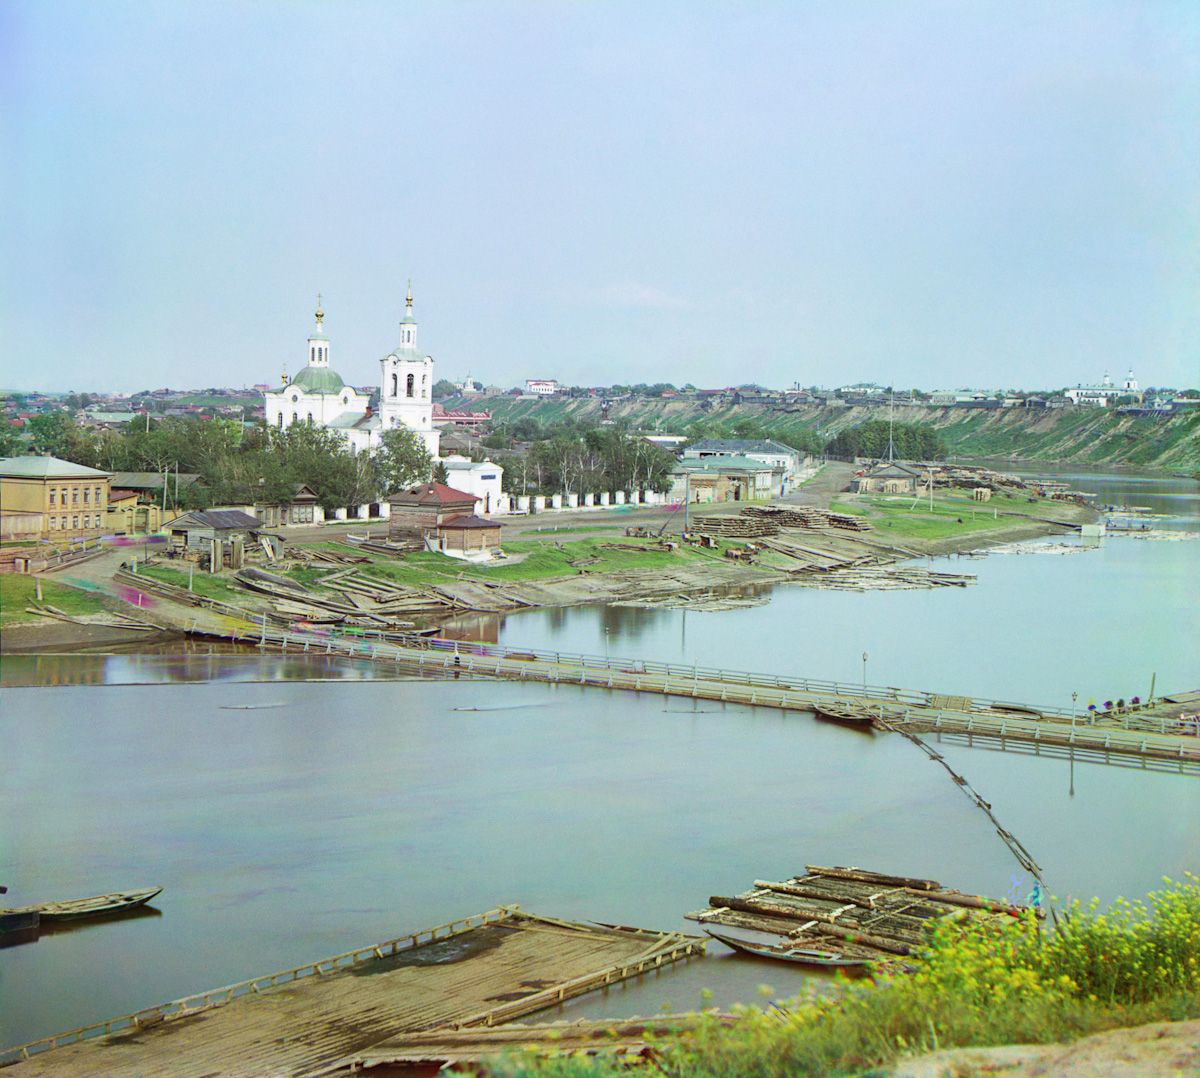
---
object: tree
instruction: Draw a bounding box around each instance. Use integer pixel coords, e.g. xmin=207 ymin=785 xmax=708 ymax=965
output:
xmin=432 ymin=460 xmax=450 ymax=484
xmin=374 ymin=425 xmax=433 ymax=496
xmin=0 ymin=426 xmax=23 ymax=457
xmin=26 ymin=412 xmax=75 ymax=457
xmin=432 ymin=379 xmax=458 ymax=399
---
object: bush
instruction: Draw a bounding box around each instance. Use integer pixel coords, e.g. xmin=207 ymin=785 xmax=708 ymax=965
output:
xmin=484 ymin=876 xmax=1200 ymax=1077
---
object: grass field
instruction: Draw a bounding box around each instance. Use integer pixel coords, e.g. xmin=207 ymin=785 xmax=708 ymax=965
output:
xmin=831 ymin=489 xmax=1061 ymax=542
xmin=0 ymin=575 xmax=111 ymax=627
xmin=137 ymin=563 xmax=248 ymax=602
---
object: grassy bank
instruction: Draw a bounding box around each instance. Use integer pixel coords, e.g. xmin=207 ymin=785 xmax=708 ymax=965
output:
xmin=831 ymin=489 xmax=1078 ymax=543
xmin=0 ymin=575 xmax=111 ymax=628
xmin=454 ymin=394 xmax=1200 ymax=471
xmin=136 ymin=563 xmax=248 ymax=603
xmin=295 ymin=536 xmax=727 ymax=590
xmin=486 ymin=876 xmax=1200 ymax=1077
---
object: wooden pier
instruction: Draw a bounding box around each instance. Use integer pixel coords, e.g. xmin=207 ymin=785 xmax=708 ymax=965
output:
xmin=193 ymin=616 xmax=1200 ymax=774
xmin=0 ymin=908 xmax=705 ymax=1076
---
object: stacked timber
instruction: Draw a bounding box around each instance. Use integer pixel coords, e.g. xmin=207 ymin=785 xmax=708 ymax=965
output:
xmin=290 ymin=545 xmax=372 ymax=566
xmin=691 ymin=516 xmax=780 ymax=538
xmin=744 ymin=505 xmax=871 ymax=531
xmin=688 ymin=864 xmax=1035 ymax=968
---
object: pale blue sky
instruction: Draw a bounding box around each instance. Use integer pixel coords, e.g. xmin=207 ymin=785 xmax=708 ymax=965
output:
xmin=4 ymin=1 xmax=1197 ymax=393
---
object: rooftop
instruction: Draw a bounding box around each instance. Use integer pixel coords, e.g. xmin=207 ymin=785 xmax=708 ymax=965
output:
xmin=0 ymin=455 xmax=112 ymax=480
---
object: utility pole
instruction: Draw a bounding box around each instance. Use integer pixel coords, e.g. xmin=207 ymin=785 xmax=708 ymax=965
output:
xmin=862 ymin=651 xmax=868 ymax=691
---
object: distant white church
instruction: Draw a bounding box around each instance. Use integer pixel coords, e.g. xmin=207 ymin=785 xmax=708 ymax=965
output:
xmin=264 ymin=286 xmax=440 ymax=457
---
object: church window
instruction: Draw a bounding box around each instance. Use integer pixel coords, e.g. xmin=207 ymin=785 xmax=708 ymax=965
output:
xmin=292 ymin=394 xmax=298 ymax=403
xmin=277 ymin=412 xmax=284 ymax=429
xmin=391 ymin=373 xmax=398 ymax=397
xmin=307 ymin=413 xmax=313 ymax=425
xmin=292 ymin=412 xmax=298 ymax=425
xmin=406 ymin=373 xmax=415 ymax=397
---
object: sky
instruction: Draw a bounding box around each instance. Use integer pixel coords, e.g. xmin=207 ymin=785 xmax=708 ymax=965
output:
xmin=4 ymin=1 xmax=1198 ymax=394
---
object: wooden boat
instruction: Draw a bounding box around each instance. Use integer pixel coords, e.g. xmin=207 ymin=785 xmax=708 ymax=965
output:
xmin=812 ymin=702 xmax=878 ymax=729
xmin=0 ymin=910 xmax=39 ymax=934
xmin=704 ymin=928 xmax=870 ymax=968
xmin=1 ymin=886 xmax=162 ymax=922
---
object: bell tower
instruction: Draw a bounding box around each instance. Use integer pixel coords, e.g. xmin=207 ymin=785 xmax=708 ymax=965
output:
xmin=307 ymin=294 xmax=330 ymax=368
xmin=378 ymin=280 xmax=439 ymax=457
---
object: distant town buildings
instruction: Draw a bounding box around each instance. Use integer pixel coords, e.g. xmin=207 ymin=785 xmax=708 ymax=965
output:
xmin=525 ymin=379 xmax=559 ymax=396
xmin=1064 ymin=370 xmax=1139 ymax=407
xmin=264 ymin=287 xmax=440 ymax=456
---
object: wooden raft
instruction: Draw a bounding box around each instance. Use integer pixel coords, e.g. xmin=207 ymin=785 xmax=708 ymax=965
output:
xmin=334 ymin=1014 xmax=735 ymax=1074
xmin=0 ymin=907 xmax=705 ymax=1077
xmin=688 ymin=865 xmax=1034 ymax=968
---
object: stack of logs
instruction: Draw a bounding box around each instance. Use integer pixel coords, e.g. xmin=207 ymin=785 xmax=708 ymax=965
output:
xmin=744 ymin=505 xmax=872 ymax=531
xmin=688 ymin=864 xmax=1034 ymax=967
xmin=690 ymin=516 xmax=780 ymax=538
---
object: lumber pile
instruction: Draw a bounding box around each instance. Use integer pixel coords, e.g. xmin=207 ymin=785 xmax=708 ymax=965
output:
xmin=691 ymin=516 xmax=780 ymax=538
xmin=290 ymin=545 xmax=372 ymax=566
xmin=687 ymin=864 xmax=1035 ymax=968
xmin=786 ymin=565 xmax=976 ymax=591
xmin=743 ymin=505 xmax=871 ymax=531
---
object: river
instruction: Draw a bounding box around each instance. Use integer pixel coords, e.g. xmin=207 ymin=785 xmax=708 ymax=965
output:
xmin=1 ymin=469 xmax=1198 ymax=1048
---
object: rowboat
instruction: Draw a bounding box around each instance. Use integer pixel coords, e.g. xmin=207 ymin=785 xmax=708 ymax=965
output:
xmin=703 ymin=928 xmax=871 ymax=968
xmin=1 ymin=886 xmax=162 ymax=922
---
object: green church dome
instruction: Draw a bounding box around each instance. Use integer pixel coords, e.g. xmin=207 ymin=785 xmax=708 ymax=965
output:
xmin=292 ymin=366 xmax=346 ymax=393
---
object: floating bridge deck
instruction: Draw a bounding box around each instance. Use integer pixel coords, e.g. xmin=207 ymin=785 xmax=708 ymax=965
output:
xmin=0 ymin=908 xmax=704 ymax=1077
xmin=201 ymin=616 xmax=1200 ymax=774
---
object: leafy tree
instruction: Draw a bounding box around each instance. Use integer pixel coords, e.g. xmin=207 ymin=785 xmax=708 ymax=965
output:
xmin=0 ymin=426 xmax=24 ymax=456
xmin=26 ymin=412 xmax=75 ymax=456
xmin=432 ymin=379 xmax=458 ymax=399
xmin=266 ymin=424 xmax=367 ymax=510
xmin=374 ymin=425 xmax=433 ymax=495
xmin=825 ymin=419 xmax=945 ymax=460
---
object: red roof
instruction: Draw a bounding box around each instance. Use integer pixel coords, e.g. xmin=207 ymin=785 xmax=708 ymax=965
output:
xmin=389 ymin=481 xmax=477 ymax=507
xmin=438 ymin=514 xmax=503 ymax=530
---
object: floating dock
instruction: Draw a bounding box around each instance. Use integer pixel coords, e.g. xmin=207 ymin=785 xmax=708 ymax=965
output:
xmin=0 ymin=907 xmax=704 ymax=1076
xmin=689 ymin=865 xmax=1035 ymax=968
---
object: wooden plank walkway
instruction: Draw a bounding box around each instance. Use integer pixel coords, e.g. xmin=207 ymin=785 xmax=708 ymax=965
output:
xmin=203 ymin=620 xmax=1200 ymax=774
xmin=0 ymin=908 xmax=704 ymax=1077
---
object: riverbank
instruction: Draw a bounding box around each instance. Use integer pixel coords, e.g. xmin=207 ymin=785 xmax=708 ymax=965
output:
xmin=0 ymin=481 xmax=1096 ymax=655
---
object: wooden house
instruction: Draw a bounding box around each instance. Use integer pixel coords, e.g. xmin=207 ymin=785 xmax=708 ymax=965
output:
xmin=851 ymin=461 xmax=924 ymax=494
xmin=388 ymin=482 xmax=478 ymax=540
xmin=434 ymin=514 xmax=504 ymax=559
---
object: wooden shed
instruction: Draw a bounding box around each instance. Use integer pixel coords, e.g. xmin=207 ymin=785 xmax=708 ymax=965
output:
xmin=434 ymin=514 xmax=504 ymax=559
xmin=388 ymin=482 xmax=478 ymax=540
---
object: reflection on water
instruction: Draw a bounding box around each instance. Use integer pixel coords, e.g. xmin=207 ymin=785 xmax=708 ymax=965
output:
xmin=1 ymin=678 xmax=1196 ymax=1049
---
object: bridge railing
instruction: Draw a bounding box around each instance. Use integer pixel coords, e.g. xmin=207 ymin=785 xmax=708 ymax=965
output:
xmin=324 ymin=628 xmax=1078 ymax=720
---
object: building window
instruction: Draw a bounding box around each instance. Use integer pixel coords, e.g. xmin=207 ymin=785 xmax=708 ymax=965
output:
xmin=72 ymin=516 xmax=79 ymax=529
xmin=95 ymin=486 xmax=103 ymax=503
xmin=72 ymin=488 xmax=79 ymax=505
xmin=49 ymin=517 xmax=57 ymax=529
xmin=292 ymin=412 xmax=298 ymax=425
xmin=60 ymin=516 xmax=67 ymax=528
xmin=277 ymin=412 xmax=284 ymax=429
xmin=61 ymin=487 xmax=67 ymax=503
xmin=391 ymin=373 xmax=398 ymax=397
xmin=406 ymin=373 xmax=415 ymax=397
xmin=49 ymin=490 xmax=56 ymax=506
xmin=83 ymin=488 xmax=90 ymax=503
xmin=307 ymin=413 xmax=313 ymax=425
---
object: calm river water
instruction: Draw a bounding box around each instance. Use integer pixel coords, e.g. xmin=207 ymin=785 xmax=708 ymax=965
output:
xmin=1 ymin=470 xmax=1198 ymax=1048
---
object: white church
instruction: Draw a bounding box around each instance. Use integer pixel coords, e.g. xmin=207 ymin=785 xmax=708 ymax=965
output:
xmin=265 ymin=286 xmax=440 ymax=457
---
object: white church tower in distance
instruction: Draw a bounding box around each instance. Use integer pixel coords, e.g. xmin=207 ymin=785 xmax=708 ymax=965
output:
xmin=379 ymin=281 xmax=440 ymax=457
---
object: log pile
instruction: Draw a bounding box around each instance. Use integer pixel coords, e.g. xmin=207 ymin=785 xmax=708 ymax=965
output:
xmin=744 ymin=505 xmax=871 ymax=531
xmin=690 ymin=516 xmax=780 ymax=538
xmin=688 ymin=864 xmax=1035 ymax=968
